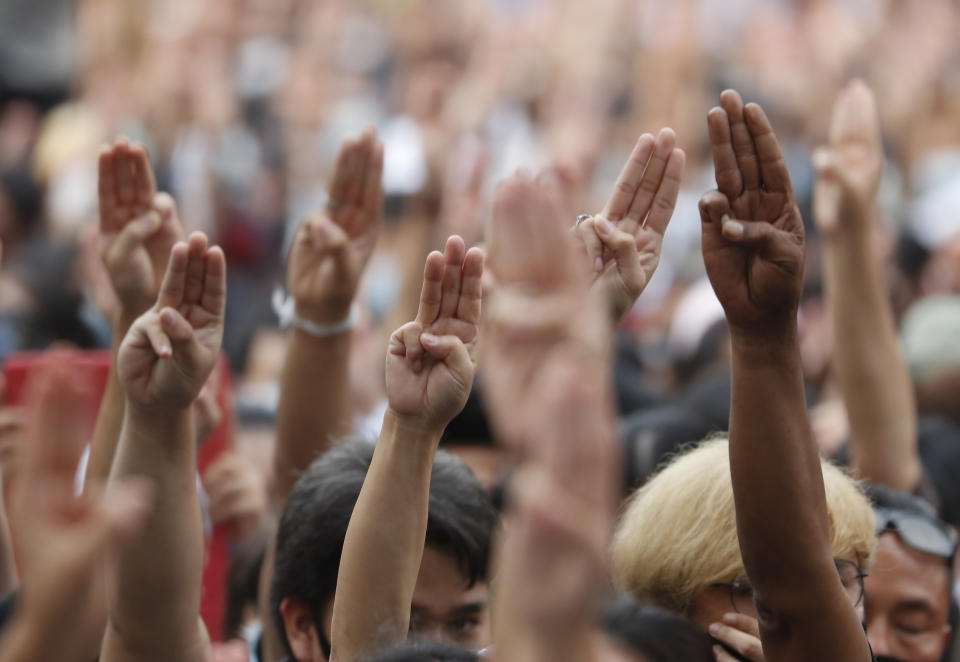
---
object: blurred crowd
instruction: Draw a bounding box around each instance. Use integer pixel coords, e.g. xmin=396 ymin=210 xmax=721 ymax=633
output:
xmin=1 ymin=1 xmax=960 ymax=662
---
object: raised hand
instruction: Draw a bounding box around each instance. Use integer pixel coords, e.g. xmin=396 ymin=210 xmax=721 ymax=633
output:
xmin=575 ymin=129 xmax=685 ymax=322
xmin=118 ymin=232 xmax=226 ymax=410
xmin=484 ymin=173 xmax=609 ymax=450
xmin=385 ymin=236 xmax=483 ymax=430
xmin=288 ymin=129 xmax=384 ymax=325
xmin=11 ymin=357 xmax=151 ymax=653
xmin=700 ymin=91 xmax=804 ymax=333
xmin=98 ymin=139 xmax=184 ymax=316
xmin=813 ymin=80 xmax=883 ymax=234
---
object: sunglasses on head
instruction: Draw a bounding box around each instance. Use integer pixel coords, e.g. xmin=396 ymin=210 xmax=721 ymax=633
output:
xmin=874 ymin=507 xmax=957 ymax=560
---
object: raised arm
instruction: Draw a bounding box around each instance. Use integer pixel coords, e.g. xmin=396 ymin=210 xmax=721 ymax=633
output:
xmin=813 ymin=80 xmax=920 ymax=492
xmin=574 ymin=128 xmax=685 ymax=325
xmin=330 ymin=236 xmax=483 ymax=662
xmin=700 ymin=91 xmax=870 ymax=662
xmin=87 ymin=139 xmax=184 ymax=486
xmin=484 ymin=174 xmax=616 ymax=662
xmin=273 ymin=129 xmax=384 ymax=503
xmin=0 ymin=358 xmax=151 ymax=662
xmin=102 ymin=233 xmax=226 ymax=662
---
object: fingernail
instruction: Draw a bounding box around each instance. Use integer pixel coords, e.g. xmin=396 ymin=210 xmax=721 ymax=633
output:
xmin=159 ymin=345 xmax=171 ymax=357
xmin=598 ymin=219 xmax=615 ymax=235
xmin=714 ymin=645 xmax=724 ymax=656
xmin=594 ymin=256 xmax=604 ymax=272
xmin=723 ymin=613 xmax=738 ymax=624
xmin=709 ymin=623 xmax=721 ymax=635
xmin=421 ymin=333 xmax=438 ymax=345
xmin=722 ymin=218 xmax=744 ymax=238
xmin=411 ymin=359 xmax=423 ymax=373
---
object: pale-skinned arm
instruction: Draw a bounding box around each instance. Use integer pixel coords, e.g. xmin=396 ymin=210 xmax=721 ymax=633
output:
xmin=330 ymin=237 xmax=484 ymax=662
xmin=813 ymin=80 xmax=920 ymax=492
xmin=87 ymin=139 xmax=184 ymax=486
xmin=102 ymin=232 xmax=226 ymax=662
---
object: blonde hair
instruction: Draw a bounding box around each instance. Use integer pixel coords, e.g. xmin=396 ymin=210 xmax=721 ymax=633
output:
xmin=611 ymin=438 xmax=876 ymax=613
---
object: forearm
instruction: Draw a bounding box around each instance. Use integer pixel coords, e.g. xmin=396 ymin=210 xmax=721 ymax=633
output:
xmin=822 ymin=224 xmax=919 ymax=491
xmin=273 ymin=329 xmax=352 ymax=503
xmin=0 ymin=497 xmax=16 ymax=594
xmin=728 ymin=328 xmax=832 ymax=592
xmin=105 ymin=404 xmax=205 ymax=654
xmin=86 ymin=312 xmax=138 ymax=487
xmin=0 ymin=616 xmax=46 ymax=662
xmin=330 ymin=410 xmax=441 ymax=662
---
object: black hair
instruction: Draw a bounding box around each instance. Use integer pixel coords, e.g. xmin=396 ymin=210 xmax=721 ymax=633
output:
xmin=865 ymin=484 xmax=940 ymax=519
xmin=365 ymin=641 xmax=479 ymax=662
xmin=603 ymin=597 xmax=715 ymax=662
xmin=223 ymin=527 xmax=269 ymax=640
xmin=270 ymin=438 xmax=498 ymax=659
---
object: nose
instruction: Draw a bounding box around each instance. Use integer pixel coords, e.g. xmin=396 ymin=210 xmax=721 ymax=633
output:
xmin=867 ymin=617 xmax=891 ymax=657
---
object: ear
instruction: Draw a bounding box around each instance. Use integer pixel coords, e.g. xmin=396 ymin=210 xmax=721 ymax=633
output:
xmin=280 ymin=597 xmax=325 ymax=662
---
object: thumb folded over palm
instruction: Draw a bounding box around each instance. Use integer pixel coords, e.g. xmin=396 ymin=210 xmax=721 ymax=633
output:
xmin=118 ymin=232 xmax=226 ymax=410
xmin=700 ymin=90 xmax=805 ymax=332
xmin=385 ymin=235 xmax=483 ymax=428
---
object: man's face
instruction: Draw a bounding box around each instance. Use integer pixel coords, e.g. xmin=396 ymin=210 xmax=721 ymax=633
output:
xmin=864 ymin=532 xmax=952 ymax=662
xmin=408 ymin=546 xmax=491 ymax=650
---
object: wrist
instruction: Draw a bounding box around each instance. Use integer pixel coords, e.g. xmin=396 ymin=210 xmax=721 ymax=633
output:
xmin=729 ymin=320 xmax=800 ymax=361
xmin=125 ymin=396 xmax=192 ymax=427
xmin=294 ymin=299 xmax=353 ymax=326
xmin=382 ymin=408 xmax=445 ymax=446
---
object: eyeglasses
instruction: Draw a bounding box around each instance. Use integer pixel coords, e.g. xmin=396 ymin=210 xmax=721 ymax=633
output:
xmin=712 ymin=559 xmax=866 ymax=615
xmin=874 ymin=507 xmax=957 ymax=560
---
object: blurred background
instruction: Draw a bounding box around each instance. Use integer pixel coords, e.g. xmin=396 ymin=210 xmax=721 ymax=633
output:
xmin=1 ymin=0 xmax=960 ymax=512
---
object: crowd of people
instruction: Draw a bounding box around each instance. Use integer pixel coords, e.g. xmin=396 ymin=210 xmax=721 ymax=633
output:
xmin=0 ymin=1 xmax=959 ymax=662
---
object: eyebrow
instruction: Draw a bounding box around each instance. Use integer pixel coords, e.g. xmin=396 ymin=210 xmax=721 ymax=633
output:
xmin=895 ymin=599 xmax=936 ymax=612
xmin=447 ymin=602 xmax=487 ymax=616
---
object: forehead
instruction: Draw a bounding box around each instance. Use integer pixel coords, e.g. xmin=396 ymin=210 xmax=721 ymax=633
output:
xmin=865 ymin=533 xmax=951 ymax=607
xmin=412 ymin=546 xmax=488 ymax=615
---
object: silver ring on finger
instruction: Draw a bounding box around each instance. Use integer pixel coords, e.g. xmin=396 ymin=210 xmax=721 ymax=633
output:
xmin=575 ymin=214 xmax=592 ymax=228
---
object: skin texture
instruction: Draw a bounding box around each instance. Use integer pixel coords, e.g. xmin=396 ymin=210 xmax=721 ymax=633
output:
xmin=813 ymin=80 xmax=920 ymax=492
xmin=574 ymin=128 xmax=685 ymax=324
xmin=0 ymin=358 xmax=152 ymax=662
xmin=409 ymin=547 xmax=490 ymax=649
xmin=864 ymin=533 xmax=951 ymax=662
xmin=102 ymin=233 xmax=226 ymax=662
xmin=700 ymin=89 xmax=871 ymax=662
xmin=261 ymin=130 xmax=384 ymax=662
xmin=485 ymin=173 xmax=617 ymax=662
xmin=329 ymin=236 xmax=485 ymax=662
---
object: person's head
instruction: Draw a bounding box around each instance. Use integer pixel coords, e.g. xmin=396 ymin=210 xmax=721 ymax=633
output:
xmin=270 ymin=439 xmax=498 ymax=662
xmin=863 ymin=485 xmax=956 ymax=662
xmin=611 ymin=438 xmax=876 ymax=628
xmin=599 ymin=597 xmax=715 ymax=662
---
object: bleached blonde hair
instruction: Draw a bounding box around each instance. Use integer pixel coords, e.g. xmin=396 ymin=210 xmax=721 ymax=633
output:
xmin=611 ymin=438 xmax=876 ymax=613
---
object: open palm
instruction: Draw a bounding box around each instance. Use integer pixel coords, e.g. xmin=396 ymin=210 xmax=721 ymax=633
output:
xmin=385 ymin=236 xmax=483 ymax=428
xmin=700 ymin=91 xmax=804 ymax=331
xmin=98 ymin=139 xmax=184 ymax=314
xmin=288 ymin=129 xmax=383 ymax=324
xmin=118 ymin=232 xmax=226 ymax=409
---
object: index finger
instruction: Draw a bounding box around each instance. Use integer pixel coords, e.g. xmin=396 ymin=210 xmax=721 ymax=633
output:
xmin=744 ymin=103 xmax=792 ymax=194
xmin=601 ymin=133 xmax=655 ymax=222
xmin=157 ymin=242 xmax=190 ymax=309
xmin=416 ymin=251 xmax=445 ymax=326
xmin=707 ymin=107 xmax=742 ymax=199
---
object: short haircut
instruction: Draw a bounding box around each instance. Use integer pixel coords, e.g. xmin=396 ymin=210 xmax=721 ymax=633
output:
xmin=603 ymin=597 xmax=714 ymax=662
xmin=611 ymin=438 xmax=876 ymax=613
xmin=270 ymin=438 xmax=498 ymax=658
